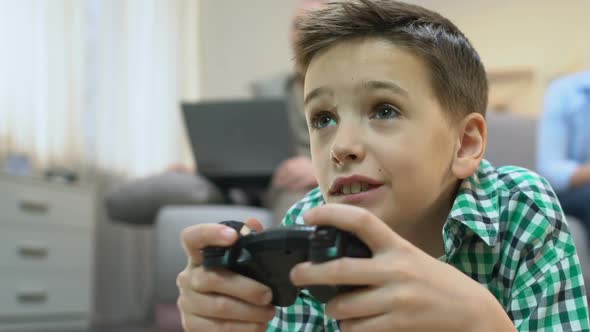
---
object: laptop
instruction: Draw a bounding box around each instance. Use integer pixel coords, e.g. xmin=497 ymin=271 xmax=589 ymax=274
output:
xmin=182 ymin=98 xmax=293 ymax=189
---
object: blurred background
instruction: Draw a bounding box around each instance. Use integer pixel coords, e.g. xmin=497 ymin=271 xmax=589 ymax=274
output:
xmin=1 ymin=0 xmax=589 ymax=331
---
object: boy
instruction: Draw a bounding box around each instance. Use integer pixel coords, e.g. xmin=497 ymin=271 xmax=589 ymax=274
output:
xmin=177 ymin=0 xmax=590 ymax=331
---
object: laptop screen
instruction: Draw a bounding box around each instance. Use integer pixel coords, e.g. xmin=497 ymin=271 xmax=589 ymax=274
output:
xmin=182 ymin=98 xmax=293 ymax=188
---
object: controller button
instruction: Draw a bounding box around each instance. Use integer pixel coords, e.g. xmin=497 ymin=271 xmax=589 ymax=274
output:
xmin=310 ymin=227 xmax=337 ymax=243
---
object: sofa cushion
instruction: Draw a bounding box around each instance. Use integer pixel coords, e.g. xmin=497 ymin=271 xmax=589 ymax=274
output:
xmin=485 ymin=110 xmax=538 ymax=172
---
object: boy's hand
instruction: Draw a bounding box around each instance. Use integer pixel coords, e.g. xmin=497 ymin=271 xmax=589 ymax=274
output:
xmin=177 ymin=219 xmax=276 ymax=332
xmin=290 ymin=204 xmax=516 ymax=332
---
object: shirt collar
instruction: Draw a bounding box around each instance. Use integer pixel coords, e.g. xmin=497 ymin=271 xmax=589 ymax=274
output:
xmin=445 ymin=160 xmax=501 ymax=250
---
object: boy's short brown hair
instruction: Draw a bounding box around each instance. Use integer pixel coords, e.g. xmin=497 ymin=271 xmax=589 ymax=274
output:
xmin=295 ymin=0 xmax=488 ymax=119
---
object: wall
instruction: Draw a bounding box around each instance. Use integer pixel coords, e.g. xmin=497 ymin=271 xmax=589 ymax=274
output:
xmin=198 ymin=0 xmax=590 ymax=114
xmin=413 ymin=0 xmax=590 ymax=114
xmin=198 ymin=0 xmax=300 ymax=100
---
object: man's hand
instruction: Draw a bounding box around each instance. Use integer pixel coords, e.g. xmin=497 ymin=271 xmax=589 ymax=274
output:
xmin=177 ymin=219 xmax=275 ymax=332
xmin=272 ymin=156 xmax=317 ymax=191
xmin=166 ymin=163 xmax=196 ymax=174
xmin=569 ymin=164 xmax=590 ymax=189
xmin=290 ymin=204 xmax=517 ymax=332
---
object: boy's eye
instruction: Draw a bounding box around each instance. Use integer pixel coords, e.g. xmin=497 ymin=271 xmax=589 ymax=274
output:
xmin=311 ymin=112 xmax=337 ymax=129
xmin=372 ymin=103 xmax=400 ymax=119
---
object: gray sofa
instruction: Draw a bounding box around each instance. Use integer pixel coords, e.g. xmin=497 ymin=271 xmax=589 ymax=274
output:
xmin=152 ymin=110 xmax=590 ymax=331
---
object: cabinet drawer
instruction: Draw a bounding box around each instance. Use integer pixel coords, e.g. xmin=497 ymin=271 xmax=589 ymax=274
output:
xmin=0 ymin=228 xmax=92 ymax=270
xmin=0 ymin=270 xmax=91 ymax=318
xmin=0 ymin=180 xmax=94 ymax=228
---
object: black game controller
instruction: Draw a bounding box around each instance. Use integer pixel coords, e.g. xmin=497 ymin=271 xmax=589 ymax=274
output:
xmin=202 ymin=220 xmax=372 ymax=307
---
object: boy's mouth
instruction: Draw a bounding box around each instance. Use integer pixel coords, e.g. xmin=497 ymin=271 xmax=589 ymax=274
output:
xmin=329 ymin=175 xmax=383 ymax=196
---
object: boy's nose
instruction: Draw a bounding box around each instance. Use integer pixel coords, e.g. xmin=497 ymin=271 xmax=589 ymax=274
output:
xmin=330 ymin=137 xmax=365 ymax=167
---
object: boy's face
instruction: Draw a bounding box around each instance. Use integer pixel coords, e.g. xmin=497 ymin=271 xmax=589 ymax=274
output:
xmin=303 ymin=38 xmax=461 ymax=236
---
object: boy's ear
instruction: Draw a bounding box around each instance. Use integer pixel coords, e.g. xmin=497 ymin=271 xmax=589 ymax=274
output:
xmin=452 ymin=113 xmax=487 ymax=179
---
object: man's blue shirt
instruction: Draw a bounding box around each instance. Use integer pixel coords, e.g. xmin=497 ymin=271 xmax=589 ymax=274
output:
xmin=537 ymin=70 xmax=590 ymax=192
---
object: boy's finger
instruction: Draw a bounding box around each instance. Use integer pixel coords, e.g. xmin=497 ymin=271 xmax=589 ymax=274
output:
xmin=290 ymin=259 xmax=390 ymax=287
xmin=180 ymin=223 xmax=238 ymax=266
xmin=324 ymin=286 xmax=390 ymax=320
xmin=303 ymin=204 xmax=402 ymax=253
xmin=179 ymin=291 xmax=275 ymax=323
xmin=191 ymin=268 xmax=273 ymax=306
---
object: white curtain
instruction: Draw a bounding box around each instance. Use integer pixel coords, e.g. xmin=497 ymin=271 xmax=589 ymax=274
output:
xmin=86 ymin=0 xmax=196 ymax=178
xmin=0 ymin=0 xmax=85 ymax=170
xmin=0 ymin=0 xmax=198 ymax=178
xmin=0 ymin=0 xmax=201 ymax=325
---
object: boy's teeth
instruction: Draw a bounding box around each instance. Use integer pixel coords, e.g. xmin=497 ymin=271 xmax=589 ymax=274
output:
xmin=340 ymin=182 xmax=370 ymax=195
xmin=342 ymin=184 xmax=351 ymax=195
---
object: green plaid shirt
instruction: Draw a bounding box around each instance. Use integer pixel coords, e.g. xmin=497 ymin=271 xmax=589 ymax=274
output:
xmin=267 ymin=160 xmax=590 ymax=331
